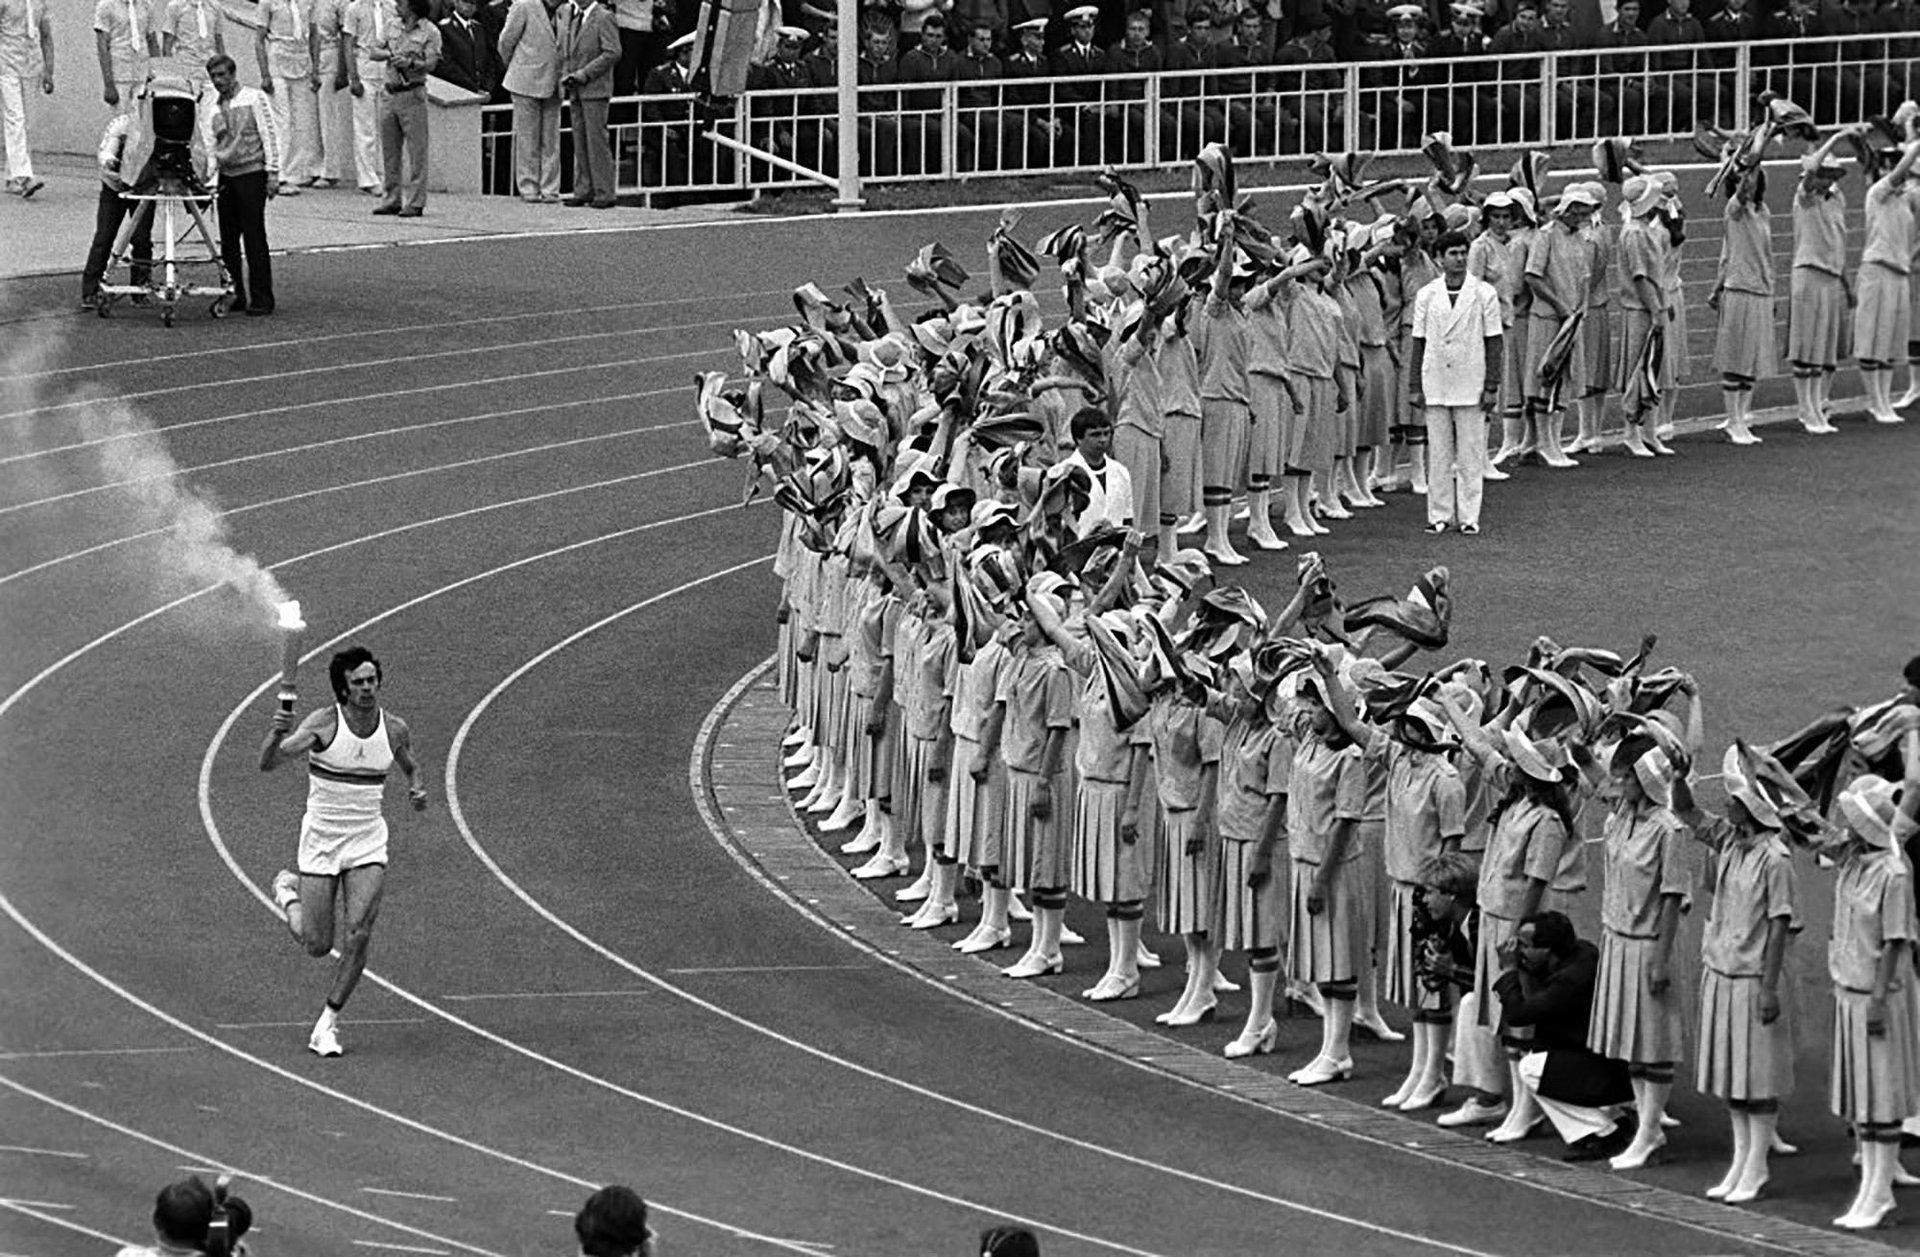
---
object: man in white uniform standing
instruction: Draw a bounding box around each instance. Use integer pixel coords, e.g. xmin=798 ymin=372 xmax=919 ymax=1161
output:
xmin=262 ymin=645 xmax=427 ymax=1057
xmin=1408 ymin=228 xmax=1504 ymax=535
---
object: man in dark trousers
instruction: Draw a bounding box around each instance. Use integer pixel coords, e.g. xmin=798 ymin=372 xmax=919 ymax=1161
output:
xmin=1495 ymin=911 xmax=1637 ymax=1161
xmin=559 ymin=0 xmax=619 ymax=206
xmin=207 ymin=53 xmax=281 ymax=315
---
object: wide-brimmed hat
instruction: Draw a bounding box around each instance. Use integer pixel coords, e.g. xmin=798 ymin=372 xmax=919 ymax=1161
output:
xmin=1504 ymin=725 xmax=1571 ymax=782
xmin=1397 ymin=697 xmax=1458 ymax=752
xmin=1621 ymin=174 xmax=1662 ymax=217
xmin=1837 ymin=775 xmax=1902 ymax=849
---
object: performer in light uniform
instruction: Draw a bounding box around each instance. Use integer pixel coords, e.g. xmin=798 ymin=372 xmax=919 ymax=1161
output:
xmin=263 ymin=646 xmax=427 ymax=1058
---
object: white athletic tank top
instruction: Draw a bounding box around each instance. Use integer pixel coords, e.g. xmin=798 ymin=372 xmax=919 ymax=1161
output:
xmin=305 ymin=705 xmax=393 ymax=832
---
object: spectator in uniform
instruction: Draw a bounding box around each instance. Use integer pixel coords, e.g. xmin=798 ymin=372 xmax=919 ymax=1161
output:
xmin=371 ymin=0 xmax=440 ymax=216
xmin=559 ymin=0 xmax=619 ymax=207
xmin=1158 ymin=6 xmax=1208 ymax=156
xmin=1273 ymin=12 xmax=1338 ymax=153
xmin=1593 ymin=0 xmax=1650 ymax=134
xmin=1366 ymin=4 xmax=1427 ymax=149
xmin=640 ymin=29 xmax=697 ymax=184
xmin=437 ymin=0 xmax=502 ymax=94
xmin=1428 ymin=1 xmax=1489 ymax=143
xmin=1052 ymin=5 xmax=1112 ymax=164
xmin=1000 ymin=16 xmax=1055 ymax=168
xmin=0 ymin=0 xmax=53 ymax=198
xmin=747 ymin=25 xmax=826 ymax=176
xmin=498 ymin=0 xmax=564 ymax=200
xmin=950 ymin=0 xmax=1006 ymax=42
xmin=1702 ymin=0 xmax=1761 ymax=124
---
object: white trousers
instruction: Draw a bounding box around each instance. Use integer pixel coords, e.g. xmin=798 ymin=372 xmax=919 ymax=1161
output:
xmin=0 ymin=74 xmax=31 ymax=181
xmin=349 ymin=54 xmax=384 ymax=189
xmin=317 ymin=43 xmax=355 ymax=181
xmin=1425 ymin=403 xmax=1487 ymax=528
xmin=1517 ymin=1051 xmax=1627 ymax=1146
xmin=114 ymin=77 xmax=141 ymax=116
xmin=271 ymin=74 xmax=324 ymax=182
xmin=510 ymin=92 xmax=562 ymax=198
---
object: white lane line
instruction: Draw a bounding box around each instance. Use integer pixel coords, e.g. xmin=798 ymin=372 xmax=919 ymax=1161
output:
xmin=0 ymin=402 xmax=693 ymax=590
xmin=353 ymin=1242 xmax=451 ymax=1255
xmin=0 ymin=378 xmax=707 ymax=519
xmin=0 ymin=1046 xmax=197 ymax=1060
xmin=441 ymin=990 xmax=651 ymax=1001
xmin=0 ymin=352 xmax=695 ymax=473
xmin=364 ymin=1188 xmax=460 ymax=1203
xmin=0 ymin=1198 xmax=73 ymax=1208
xmin=441 ymin=598 xmax=1505 ymax=1256
xmin=0 ymin=1145 xmax=88 ymax=1159
xmin=0 ymin=319 xmax=738 ymax=426
xmin=0 ymin=1059 xmax=795 ymax=1254
xmin=0 ymin=1200 xmax=132 ymax=1248
xmin=0 ymin=506 xmax=825 ymax=1257
xmin=0 ymin=288 xmax=794 ymax=384
xmin=217 ymin=1017 xmax=429 ymax=1029
xmin=0 ymin=489 xmax=755 ymax=742
xmin=664 ymin=966 xmax=873 ymax=975
xmin=198 ymin=559 xmax=1164 ymax=1257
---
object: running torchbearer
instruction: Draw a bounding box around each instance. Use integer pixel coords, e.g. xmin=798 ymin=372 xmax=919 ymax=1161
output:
xmin=261 ymin=645 xmax=427 ymax=1057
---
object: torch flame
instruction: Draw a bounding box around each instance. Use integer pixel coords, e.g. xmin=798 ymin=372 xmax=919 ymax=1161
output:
xmin=276 ymin=599 xmax=306 ymax=632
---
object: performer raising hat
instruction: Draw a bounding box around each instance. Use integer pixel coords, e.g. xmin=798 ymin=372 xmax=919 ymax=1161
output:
xmin=1787 ymin=129 xmax=1857 ymax=434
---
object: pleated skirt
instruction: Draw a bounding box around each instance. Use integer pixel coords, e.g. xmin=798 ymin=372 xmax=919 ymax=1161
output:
xmin=1071 ymin=779 xmax=1144 ymax=903
xmin=897 ymin=734 xmax=948 ymax=852
xmin=1472 ymin=910 xmax=1521 ymax=1028
xmin=1694 ymin=967 xmax=1793 ymax=1102
xmin=1712 ymin=289 xmax=1778 ymax=379
xmin=1200 ymin=397 xmax=1250 ymax=492
xmin=1247 ymin=372 xmax=1286 ymax=489
xmin=1587 ymin=930 xmax=1685 ymax=1065
xmin=1161 ymin=411 xmax=1203 ymax=519
xmin=1004 ymin=766 xmax=1071 ymax=892
xmin=1156 ymin=807 xmax=1222 ymax=937
xmin=1523 ymin=312 xmax=1583 ymax=400
xmin=1853 ymin=263 xmax=1913 ymax=364
xmin=1787 ymin=267 xmax=1844 ymax=367
xmin=1666 ymin=282 xmax=1691 ymax=381
xmin=1287 ymin=858 xmax=1364 ymax=986
xmin=1288 ymin=374 xmax=1338 ymax=477
xmin=1218 ymin=840 xmax=1285 ymax=953
xmin=1384 ymin=879 xmax=1422 ymax=1009
xmin=814 ymin=644 xmax=848 ymax=754
xmin=946 ymin=733 xmax=1006 ymax=869
xmin=1582 ymin=301 xmax=1614 ymax=396
xmin=1356 ymin=345 xmax=1394 ymax=449
xmin=844 ymin=692 xmax=892 ymax=800
xmin=1831 ymin=982 xmax=1920 ymax=1126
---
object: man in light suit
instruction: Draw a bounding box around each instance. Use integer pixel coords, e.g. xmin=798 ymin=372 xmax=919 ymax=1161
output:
xmin=497 ymin=0 xmax=563 ymax=200
xmin=559 ymin=0 xmax=619 ymax=206
xmin=1407 ymin=228 xmax=1504 ymax=534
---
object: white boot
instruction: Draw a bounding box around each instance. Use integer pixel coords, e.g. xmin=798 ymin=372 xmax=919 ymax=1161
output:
xmin=1202 ymin=503 xmax=1247 ymax=566
xmin=1245 ymin=489 xmax=1287 ymax=550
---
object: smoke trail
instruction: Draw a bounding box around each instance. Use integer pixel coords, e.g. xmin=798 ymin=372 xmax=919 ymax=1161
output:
xmin=0 ymin=323 xmax=292 ymax=636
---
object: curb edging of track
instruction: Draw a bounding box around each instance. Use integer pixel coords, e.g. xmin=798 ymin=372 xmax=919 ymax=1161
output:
xmin=693 ymin=660 xmax=1900 ymax=1257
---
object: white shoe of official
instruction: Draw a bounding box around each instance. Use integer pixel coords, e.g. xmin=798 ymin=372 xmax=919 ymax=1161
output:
xmin=308 ymin=1021 xmax=344 ymax=1057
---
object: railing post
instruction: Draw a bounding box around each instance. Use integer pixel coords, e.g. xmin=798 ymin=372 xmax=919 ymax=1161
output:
xmin=942 ymin=82 xmax=958 ymax=180
xmin=1144 ymin=72 xmax=1160 ymax=171
xmin=733 ymin=93 xmax=750 ymax=192
xmin=1732 ymin=41 xmax=1751 ymax=134
xmin=1343 ymin=62 xmax=1360 ymax=152
xmin=1540 ymin=50 xmax=1557 ymax=146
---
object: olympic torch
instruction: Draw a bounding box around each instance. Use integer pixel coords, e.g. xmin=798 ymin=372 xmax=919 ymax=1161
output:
xmin=276 ymin=599 xmax=306 ymax=713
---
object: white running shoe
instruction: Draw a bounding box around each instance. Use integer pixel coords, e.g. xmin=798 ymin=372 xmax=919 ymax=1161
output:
xmin=308 ymin=1022 xmax=343 ymax=1057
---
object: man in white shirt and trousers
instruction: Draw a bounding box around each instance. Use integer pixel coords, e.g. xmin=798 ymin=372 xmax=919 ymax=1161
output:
xmin=1408 ymin=227 xmax=1504 ymax=535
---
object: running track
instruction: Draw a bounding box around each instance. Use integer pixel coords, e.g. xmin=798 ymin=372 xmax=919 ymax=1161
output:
xmin=0 ymin=194 xmax=1911 ymax=1257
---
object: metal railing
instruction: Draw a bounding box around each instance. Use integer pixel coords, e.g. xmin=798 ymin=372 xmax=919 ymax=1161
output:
xmin=478 ymin=32 xmax=1920 ymax=201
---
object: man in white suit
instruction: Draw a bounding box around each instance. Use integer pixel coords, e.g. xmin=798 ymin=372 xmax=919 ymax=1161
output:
xmin=1407 ymin=228 xmax=1504 ymax=535
xmin=497 ymin=0 xmax=563 ymax=201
